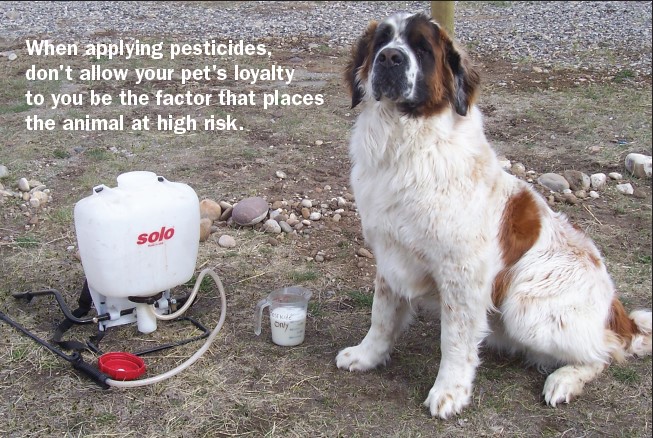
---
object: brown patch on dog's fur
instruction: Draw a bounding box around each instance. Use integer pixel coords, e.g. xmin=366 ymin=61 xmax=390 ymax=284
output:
xmin=492 ymin=189 xmax=541 ymax=307
xmin=608 ymin=298 xmax=639 ymax=345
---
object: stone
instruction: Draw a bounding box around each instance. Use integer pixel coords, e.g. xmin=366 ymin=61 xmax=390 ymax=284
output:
xmin=17 ymin=177 xmax=30 ymax=192
xmin=232 ymin=197 xmax=269 ymax=226
xmin=309 ymin=212 xmax=321 ymax=221
xmin=262 ymin=219 xmax=282 ymax=234
xmin=589 ymin=191 xmax=600 ymax=199
xmin=218 ymin=234 xmax=236 ymax=248
xmin=616 ymin=183 xmax=634 ymax=195
xmin=574 ymin=190 xmax=587 ymax=199
xmin=608 ymin=172 xmax=623 ymax=180
xmin=357 ymin=247 xmax=374 ymax=259
xmin=315 ymin=140 xmax=323 ymax=146
xmin=314 ymin=253 xmax=325 ymax=262
xmin=29 ymin=198 xmax=40 ymax=208
xmin=302 ymin=219 xmax=311 ymax=226
xmin=300 ymin=199 xmax=313 ymax=208
xmin=31 ymin=190 xmax=48 ymax=204
xmin=0 ymin=165 xmax=9 ymax=178
xmin=590 ymin=173 xmax=607 ymax=190
xmin=287 ymin=216 xmax=300 ymax=226
xmin=538 ymin=173 xmax=569 ymax=192
xmin=332 ymin=213 xmax=341 ymax=223
xmin=218 ymin=200 xmax=233 ymax=210
xmin=562 ymin=170 xmax=590 ymax=191
xmin=563 ymin=193 xmax=579 ymax=205
xmin=625 ymin=153 xmax=652 ymax=178
xmin=511 ymin=162 xmax=526 ymax=177
xmin=301 ymin=207 xmax=310 ymax=219
xmin=275 ymin=170 xmax=287 ymax=179
xmin=200 ymin=199 xmax=222 ymax=221
xmin=219 ymin=206 xmax=233 ymax=222
xmin=269 ymin=208 xmax=283 ymax=221
xmin=199 ymin=218 xmax=212 ymax=242
xmin=279 ymin=221 xmax=293 ymax=233
xmin=271 ymin=200 xmax=284 ymax=210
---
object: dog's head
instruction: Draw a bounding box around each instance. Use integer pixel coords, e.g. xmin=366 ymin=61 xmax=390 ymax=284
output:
xmin=346 ymin=12 xmax=480 ymax=117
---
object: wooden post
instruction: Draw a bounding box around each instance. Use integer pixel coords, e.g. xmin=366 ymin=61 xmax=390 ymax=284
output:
xmin=431 ymin=1 xmax=455 ymax=38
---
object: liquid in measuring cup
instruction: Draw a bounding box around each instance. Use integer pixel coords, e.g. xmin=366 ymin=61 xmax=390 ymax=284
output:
xmin=270 ymin=306 xmax=307 ymax=346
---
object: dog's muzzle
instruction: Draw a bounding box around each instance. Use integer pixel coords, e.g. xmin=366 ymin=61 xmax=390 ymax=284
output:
xmin=372 ymin=47 xmax=412 ymax=101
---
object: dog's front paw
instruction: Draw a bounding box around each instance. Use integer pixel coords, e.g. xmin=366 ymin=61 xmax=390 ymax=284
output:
xmin=423 ymin=383 xmax=472 ymax=419
xmin=336 ymin=344 xmax=390 ymax=372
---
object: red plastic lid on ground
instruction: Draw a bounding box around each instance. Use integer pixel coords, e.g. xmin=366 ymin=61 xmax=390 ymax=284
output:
xmin=98 ymin=352 xmax=146 ymax=380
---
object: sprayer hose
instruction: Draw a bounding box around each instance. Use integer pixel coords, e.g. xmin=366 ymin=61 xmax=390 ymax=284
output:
xmin=105 ymin=268 xmax=226 ymax=388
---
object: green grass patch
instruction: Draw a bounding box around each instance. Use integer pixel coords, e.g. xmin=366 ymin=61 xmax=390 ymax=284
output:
xmin=0 ymin=102 xmax=32 ymax=114
xmin=346 ymin=290 xmax=374 ymax=308
xmin=611 ymin=365 xmax=639 ymax=385
xmin=15 ymin=236 xmax=40 ymax=248
xmin=289 ymin=269 xmax=319 ymax=283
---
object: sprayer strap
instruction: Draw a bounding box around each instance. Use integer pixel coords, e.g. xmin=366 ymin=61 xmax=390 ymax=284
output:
xmin=52 ymin=280 xmax=94 ymax=352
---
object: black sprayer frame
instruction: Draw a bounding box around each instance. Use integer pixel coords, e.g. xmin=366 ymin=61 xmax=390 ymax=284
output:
xmin=0 ymin=281 xmax=210 ymax=388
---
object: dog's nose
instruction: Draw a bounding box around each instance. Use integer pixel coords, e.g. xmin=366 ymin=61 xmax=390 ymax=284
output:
xmin=377 ymin=48 xmax=406 ymax=68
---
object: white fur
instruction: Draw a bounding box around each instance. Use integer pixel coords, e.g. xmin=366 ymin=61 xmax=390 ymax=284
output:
xmin=336 ymin=13 xmax=652 ymax=420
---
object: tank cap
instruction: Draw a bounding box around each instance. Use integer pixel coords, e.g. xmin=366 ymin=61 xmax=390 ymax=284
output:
xmin=116 ymin=171 xmax=158 ymax=189
xmin=98 ymin=352 xmax=146 ymax=380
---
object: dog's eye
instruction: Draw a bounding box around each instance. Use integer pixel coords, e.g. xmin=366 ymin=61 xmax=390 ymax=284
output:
xmin=416 ymin=39 xmax=433 ymax=57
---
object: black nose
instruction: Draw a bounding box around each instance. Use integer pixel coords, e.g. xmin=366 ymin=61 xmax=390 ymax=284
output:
xmin=377 ymin=48 xmax=406 ymax=68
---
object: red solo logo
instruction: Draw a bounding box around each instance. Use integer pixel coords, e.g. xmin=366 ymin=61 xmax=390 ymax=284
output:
xmin=136 ymin=226 xmax=175 ymax=245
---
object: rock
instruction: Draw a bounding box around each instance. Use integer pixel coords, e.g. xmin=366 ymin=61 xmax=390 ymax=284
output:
xmin=271 ymin=200 xmax=284 ymax=210
xmin=562 ymin=170 xmax=590 ymax=191
xmin=538 ymin=173 xmax=569 ymax=192
xmin=7 ymin=52 xmax=17 ymax=61
xmin=17 ymin=177 xmax=30 ymax=192
xmin=633 ymin=188 xmax=648 ymax=199
xmin=0 ymin=165 xmax=9 ymax=178
xmin=279 ymin=221 xmax=293 ymax=233
xmin=314 ymin=253 xmax=325 ymax=262
xmin=302 ymin=219 xmax=311 ymax=226
xmin=232 ymin=197 xmax=269 ymax=226
xmin=29 ymin=198 xmax=41 ymax=208
xmin=625 ymin=153 xmax=652 ymax=178
xmin=262 ymin=219 xmax=282 ymax=234
xmin=608 ymin=172 xmax=623 ymax=180
xmin=275 ymin=170 xmax=287 ymax=179
xmin=574 ymin=190 xmax=587 ymax=199
xmin=200 ymin=199 xmax=222 ymax=221
xmin=616 ymin=183 xmax=634 ymax=195
xmin=563 ymin=193 xmax=579 ymax=205
xmin=287 ymin=216 xmax=300 ymax=227
xmin=219 ymin=206 xmax=233 ymax=222
xmin=590 ymin=173 xmax=607 ymax=190
xmin=269 ymin=208 xmax=283 ymax=221
xmin=300 ymin=199 xmax=313 ymax=208
xmin=31 ymin=190 xmax=48 ymax=205
xmin=336 ymin=196 xmax=348 ymax=208
xmin=315 ymin=140 xmax=323 ymax=146
xmin=218 ymin=200 xmax=233 ymax=210
xmin=357 ymin=247 xmax=374 ymax=259
xmin=309 ymin=212 xmax=321 ymax=221
xmin=301 ymin=207 xmax=311 ymax=219
xmin=332 ymin=213 xmax=341 ymax=223
xmin=218 ymin=234 xmax=236 ymax=248
xmin=511 ymin=162 xmax=526 ymax=177
xmin=199 ymin=218 xmax=212 ymax=242
xmin=498 ymin=157 xmax=512 ymax=171
xmin=589 ymin=191 xmax=600 ymax=199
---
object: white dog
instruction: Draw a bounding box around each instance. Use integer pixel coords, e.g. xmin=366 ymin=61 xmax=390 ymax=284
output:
xmin=335 ymin=12 xmax=652 ymax=419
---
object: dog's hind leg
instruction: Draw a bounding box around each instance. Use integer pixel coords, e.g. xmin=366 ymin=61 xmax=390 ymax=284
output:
xmin=543 ymin=362 xmax=605 ymax=407
xmin=336 ymin=275 xmax=412 ymax=371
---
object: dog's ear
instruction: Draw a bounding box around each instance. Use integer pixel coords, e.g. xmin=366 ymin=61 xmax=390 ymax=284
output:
xmin=443 ymin=37 xmax=480 ymax=116
xmin=345 ymin=21 xmax=378 ymax=109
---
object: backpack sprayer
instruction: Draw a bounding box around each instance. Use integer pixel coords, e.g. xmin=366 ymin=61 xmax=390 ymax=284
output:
xmin=0 ymin=171 xmax=226 ymax=388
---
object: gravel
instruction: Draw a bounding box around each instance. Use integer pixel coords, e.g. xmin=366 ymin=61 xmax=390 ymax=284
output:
xmin=1 ymin=1 xmax=651 ymax=76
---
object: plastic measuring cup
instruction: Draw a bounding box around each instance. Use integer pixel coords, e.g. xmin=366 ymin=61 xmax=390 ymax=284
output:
xmin=254 ymin=286 xmax=312 ymax=346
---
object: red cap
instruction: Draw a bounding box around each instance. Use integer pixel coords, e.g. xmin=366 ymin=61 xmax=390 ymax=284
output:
xmin=98 ymin=352 xmax=146 ymax=380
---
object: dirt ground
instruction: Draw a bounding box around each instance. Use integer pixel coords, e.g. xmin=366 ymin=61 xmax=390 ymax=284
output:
xmin=1 ymin=5 xmax=651 ymax=438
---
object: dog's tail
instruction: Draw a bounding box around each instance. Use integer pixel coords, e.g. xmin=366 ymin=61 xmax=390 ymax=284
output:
xmin=608 ymin=298 xmax=652 ymax=359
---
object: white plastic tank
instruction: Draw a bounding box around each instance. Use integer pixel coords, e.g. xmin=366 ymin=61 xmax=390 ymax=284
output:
xmin=74 ymin=171 xmax=200 ymax=299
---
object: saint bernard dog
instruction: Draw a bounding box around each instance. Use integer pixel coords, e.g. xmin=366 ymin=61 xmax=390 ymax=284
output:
xmin=335 ymin=12 xmax=652 ymax=419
